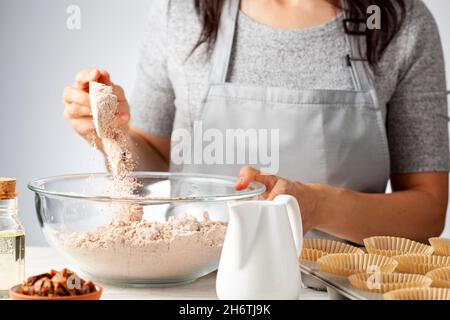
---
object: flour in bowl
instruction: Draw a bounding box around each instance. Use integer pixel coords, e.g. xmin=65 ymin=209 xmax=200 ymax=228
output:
xmin=63 ymin=211 xmax=227 ymax=282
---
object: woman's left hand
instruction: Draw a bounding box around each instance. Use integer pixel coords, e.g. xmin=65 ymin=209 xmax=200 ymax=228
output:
xmin=235 ymin=166 xmax=326 ymax=233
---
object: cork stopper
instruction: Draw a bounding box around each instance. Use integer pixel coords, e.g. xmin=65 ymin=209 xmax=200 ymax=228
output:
xmin=0 ymin=177 xmax=17 ymax=199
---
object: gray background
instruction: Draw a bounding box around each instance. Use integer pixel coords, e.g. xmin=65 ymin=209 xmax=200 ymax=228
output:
xmin=1 ymin=0 xmax=449 ymax=246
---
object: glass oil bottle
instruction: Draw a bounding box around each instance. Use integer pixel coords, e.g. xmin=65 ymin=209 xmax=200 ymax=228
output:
xmin=0 ymin=178 xmax=25 ymax=298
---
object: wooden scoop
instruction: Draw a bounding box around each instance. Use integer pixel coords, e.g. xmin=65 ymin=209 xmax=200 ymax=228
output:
xmin=89 ymin=81 xmax=118 ymax=138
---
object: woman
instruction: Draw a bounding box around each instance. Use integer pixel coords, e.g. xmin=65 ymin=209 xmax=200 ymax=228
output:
xmin=63 ymin=0 xmax=449 ymax=244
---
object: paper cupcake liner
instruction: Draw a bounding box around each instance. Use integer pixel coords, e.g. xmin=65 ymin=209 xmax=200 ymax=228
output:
xmin=364 ymin=236 xmax=434 ymax=257
xmin=426 ymin=266 xmax=450 ymax=288
xmin=393 ymin=254 xmax=450 ymax=274
xmin=300 ymin=239 xmax=364 ymax=262
xmin=300 ymin=248 xmax=328 ymax=262
xmin=383 ymin=287 xmax=450 ymax=300
xmin=348 ymin=272 xmax=432 ymax=293
xmin=317 ymin=253 xmax=398 ymax=276
xmin=303 ymin=239 xmax=364 ymax=254
xmin=429 ymin=237 xmax=450 ymax=256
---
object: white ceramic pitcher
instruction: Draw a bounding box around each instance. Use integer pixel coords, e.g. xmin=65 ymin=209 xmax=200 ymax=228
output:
xmin=216 ymin=195 xmax=303 ymax=300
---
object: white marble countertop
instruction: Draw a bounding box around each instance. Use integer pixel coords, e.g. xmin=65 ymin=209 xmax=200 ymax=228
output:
xmin=23 ymin=246 xmax=329 ymax=300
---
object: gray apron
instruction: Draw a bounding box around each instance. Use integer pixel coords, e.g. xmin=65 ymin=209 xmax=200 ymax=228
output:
xmin=179 ymin=0 xmax=390 ymax=238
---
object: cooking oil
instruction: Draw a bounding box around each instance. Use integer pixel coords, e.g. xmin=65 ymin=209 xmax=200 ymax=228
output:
xmin=0 ymin=177 xmax=25 ymax=298
xmin=0 ymin=231 xmax=25 ymax=297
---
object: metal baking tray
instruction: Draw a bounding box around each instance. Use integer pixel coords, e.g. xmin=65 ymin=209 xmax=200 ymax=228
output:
xmin=300 ymin=261 xmax=384 ymax=300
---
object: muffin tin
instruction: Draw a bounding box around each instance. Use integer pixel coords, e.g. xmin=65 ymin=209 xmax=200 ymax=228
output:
xmin=300 ymin=236 xmax=450 ymax=300
xmin=301 ymin=260 xmax=383 ymax=300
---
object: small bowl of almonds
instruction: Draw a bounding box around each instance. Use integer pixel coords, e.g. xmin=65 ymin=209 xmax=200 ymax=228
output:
xmin=9 ymin=268 xmax=102 ymax=300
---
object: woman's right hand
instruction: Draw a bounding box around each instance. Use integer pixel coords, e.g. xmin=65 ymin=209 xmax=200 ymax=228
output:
xmin=62 ymin=68 xmax=131 ymax=150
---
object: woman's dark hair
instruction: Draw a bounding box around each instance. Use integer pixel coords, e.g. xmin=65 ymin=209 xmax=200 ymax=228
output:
xmin=192 ymin=0 xmax=406 ymax=68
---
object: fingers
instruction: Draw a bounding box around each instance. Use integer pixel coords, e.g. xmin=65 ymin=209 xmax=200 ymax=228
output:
xmin=64 ymin=101 xmax=130 ymax=125
xmin=68 ymin=117 xmax=95 ymax=136
xmin=235 ymin=166 xmax=279 ymax=193
xmin=114 ymin=109 xmax=131 ymax=126
xmin=73 ymin=68 xmax=99 ymax=90
xmin=73 ymin=68 xmax=112 ymax=90
xmin=96 ymin=69 xmax=112 ymax=86
xmin=112 ymin=85 xmax=126 ymax=102
xmin=63 ymin=86 xmax=90 ymax=106
xmin=64 ymin=69 xmax=130 ymax=142
xmin=114 ymin=87 xmax=130 ymax=124
xmin=64 ymin=103 xmax=129 ymax=126
xmin=63 ymin=83 xmax=129 ymax=121
xmin=64 ymin=103 xmax=91 ymax=118
xmin=235 ymin=166 xmax=299 ymax=202
xmin=64 ymin=85 xmax=127 ymax=106
xmin=266 ymin=179 xmax=295 ymax=200
xmin=112 ymin=100 xmax=128 ymax=114
xmin=64 ymin=107 xmax=129 ymax=137
xmin=235 ymin=166 xmax=259 ymax=190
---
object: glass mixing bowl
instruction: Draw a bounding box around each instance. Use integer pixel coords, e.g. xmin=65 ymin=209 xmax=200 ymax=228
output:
xmin=28 ymin=172 xmax=265 ymax=287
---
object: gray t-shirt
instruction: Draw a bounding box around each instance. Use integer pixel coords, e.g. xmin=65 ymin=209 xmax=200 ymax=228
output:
xmin=130 ymin=0 xmax=449 ymax=174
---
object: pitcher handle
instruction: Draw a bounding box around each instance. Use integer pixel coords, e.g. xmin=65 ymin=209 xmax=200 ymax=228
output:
xmin=274 ymin=195 xmax=303 ymax=256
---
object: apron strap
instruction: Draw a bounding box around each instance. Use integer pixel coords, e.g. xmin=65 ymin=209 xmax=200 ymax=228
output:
xmin=208 ymin=0 xmax=240 ymax=84
xmin=342 ymin=0 xmax=373 ymax=92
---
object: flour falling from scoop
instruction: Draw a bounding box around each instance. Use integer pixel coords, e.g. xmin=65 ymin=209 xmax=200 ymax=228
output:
xmin=89 ymin=81 xmax=140 ymax=196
